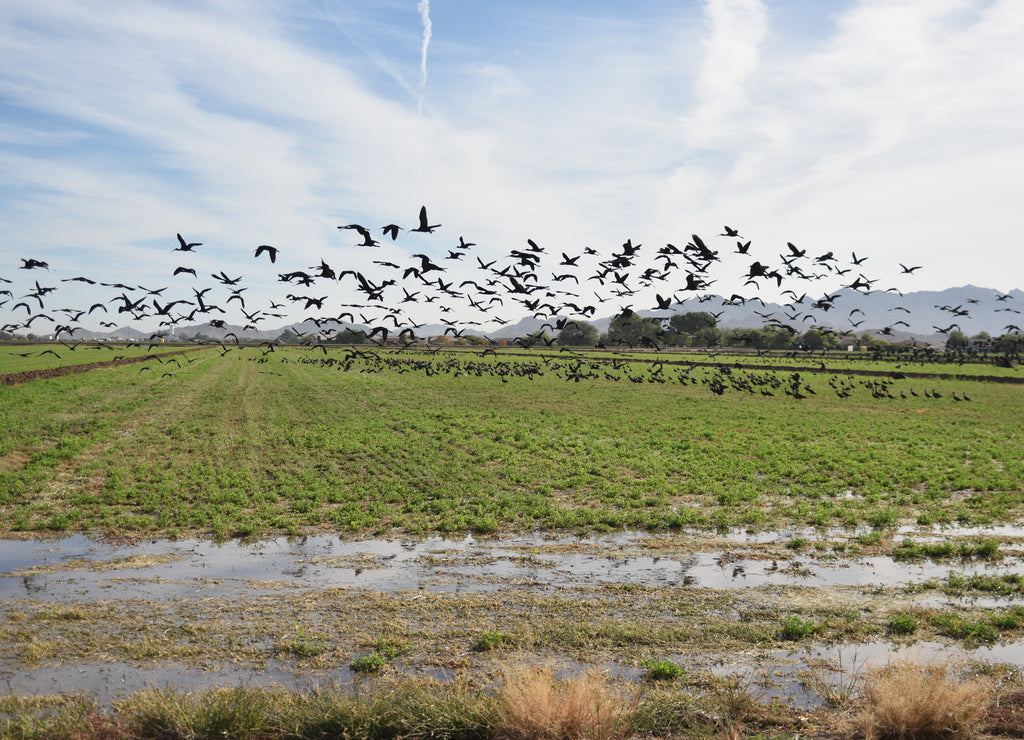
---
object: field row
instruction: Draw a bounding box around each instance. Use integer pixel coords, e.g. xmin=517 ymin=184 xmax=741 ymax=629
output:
xmin=1 ymin=347 xmax=1020 ymax=539
xmin=3 ymin=341 xmax=1023 ymax=380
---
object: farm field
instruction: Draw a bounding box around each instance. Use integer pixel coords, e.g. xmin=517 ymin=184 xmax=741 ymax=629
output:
xmin=2 ymin=346 xmax=1024 ymax=738
xmin=0 ymin=342 xmax=205 ymax=376
xmin=1 ymin=345 xmax=1022 ymax=538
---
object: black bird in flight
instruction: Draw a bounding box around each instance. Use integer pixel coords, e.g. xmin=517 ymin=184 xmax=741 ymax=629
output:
xmin=381 ymin=224 xmax=403 ymax=241
xmin=339 ymin=224 xmax=379 ymax=247
xmin=255 ymin=245 xmax=279 ymax=263
xmin=211 ymin=271 xmax=242 ymax=285
xmin=20 ymin=258 xmax=49 ymax=270
xmin=175 ymin=233 xmax=201 ymax=251
xmin=899 ymin=263 xmax=922 ymax=274
xmin=411 ymin=206 xmax=440 ymax=233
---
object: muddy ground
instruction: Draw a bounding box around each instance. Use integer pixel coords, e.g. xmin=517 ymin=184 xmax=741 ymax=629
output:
xmin=3 ymin=527 xmax=1024 ymax=716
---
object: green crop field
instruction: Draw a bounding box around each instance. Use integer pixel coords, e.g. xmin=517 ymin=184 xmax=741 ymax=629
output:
xmin=1 ymin=345 xmax=1020 ymax=540
xmin=0 ymin=342 xmax=201 ymax=375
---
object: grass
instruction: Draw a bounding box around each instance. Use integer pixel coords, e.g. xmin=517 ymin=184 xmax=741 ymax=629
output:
xmin=2 ymin=660 xmax=1022 ymax=739
xmin=349 ymin=653 xmax=388 ymax=673
xmin=2 ymin=345 xmax=1024 ymax=738
xmin=472 ymin=629 xmax=508 ymax=652
xmin=891 ymin=538 xmax=1002 ymax=561
xmin=494 ymin=666 xmax=634 ymax=740
xmin=276 ymin=623 xmax=327 ymax=658
xmin=779 ymin=615 xmax=819 ymax=641
xmin=887 ymin=612 xmax=920 ymax=635
xmin=1 ymin=347 xmax=1022 ymax=540
xmin=0 ymin=343 xmax=201 ymax=375
xmin=639 ymin=658 xmax=686 ymax=681
xmin=853 ymin=661 xmax=993 ymax=740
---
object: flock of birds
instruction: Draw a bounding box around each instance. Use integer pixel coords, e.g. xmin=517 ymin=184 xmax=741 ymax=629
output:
xmin=2 ymin=205 xmax=1020 ymax=398
xmin=270 ymin=347 xmax=978 ymax=402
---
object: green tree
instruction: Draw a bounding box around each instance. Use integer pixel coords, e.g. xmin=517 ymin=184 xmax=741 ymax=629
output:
xmin=556 ymin=321 xmax=598 ymax=346
xmin=605 ymin=310 xmax=663 ymax=348
xmin=795 ymin=329 xmax=838 ymax=351
xmin=669 ymin=311 xmax=717 ymax=334
xmin=945 ymin=329 xmax=969 ymax=351
xmin=665 ymin=311 xmax=718 ymax=347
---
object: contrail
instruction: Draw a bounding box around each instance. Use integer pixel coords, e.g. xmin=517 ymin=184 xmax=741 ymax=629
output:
xmin=417 ymin=0 xmax=431 ymax=113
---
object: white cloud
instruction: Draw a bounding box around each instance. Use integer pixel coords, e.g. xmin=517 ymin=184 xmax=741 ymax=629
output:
xmin=1 ymin=0 xmax=1023 ymax=336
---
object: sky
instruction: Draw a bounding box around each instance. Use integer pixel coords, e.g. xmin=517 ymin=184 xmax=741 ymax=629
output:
xmin=1 ymin=0 xmax=1022 ymax=336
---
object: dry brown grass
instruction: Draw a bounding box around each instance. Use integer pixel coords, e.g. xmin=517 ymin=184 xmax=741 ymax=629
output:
xmin=853 ymin=660 xmax=993 ymax=740
xmin=494 ymin=666 xmax=634 ymax=740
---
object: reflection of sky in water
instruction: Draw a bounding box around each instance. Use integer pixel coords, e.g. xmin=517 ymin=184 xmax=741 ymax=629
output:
xmin=3 ymin=528 xmax=1023 ymax=706
xmin=2 ymin=530 xmax=1022 ymax=600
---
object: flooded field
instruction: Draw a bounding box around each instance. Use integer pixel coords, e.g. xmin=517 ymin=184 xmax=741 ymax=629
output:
xmin=3 ymin=526 xmax=1024 ymax=708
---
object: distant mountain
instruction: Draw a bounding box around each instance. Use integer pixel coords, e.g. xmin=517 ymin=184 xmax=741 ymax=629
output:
xmin=491 ymin=286 xmax=1023 ymax=343
xmin=67 ymin=285 xmax=1021 ymax=344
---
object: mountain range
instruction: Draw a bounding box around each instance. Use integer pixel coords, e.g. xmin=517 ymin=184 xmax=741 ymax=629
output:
xmin=63 ymin=285 xmax=1021 ymax=345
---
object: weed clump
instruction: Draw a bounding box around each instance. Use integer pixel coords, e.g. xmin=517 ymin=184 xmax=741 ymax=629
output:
xmin=118 ymin=686 xmax=274 ymax=739
xmin=853 ymin=660 xmax=992 ymax=740
xmin=887 ymin=612 xmax=919 ymax=635
xmin=472 ymin=628 xmax=507 ymax=652
xmin=494 ymin=666 xmax=633 ymax=740
xmin=640 ymin=657 xmax=686 ymax=681
xmin=779 ymin=615 xmax=819 ymax=640
xmin=349 ymin=652 xmax=387 ymax=673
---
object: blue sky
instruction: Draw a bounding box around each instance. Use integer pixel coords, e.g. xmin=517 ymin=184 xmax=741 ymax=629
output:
xmin=1 ymin=0 xmax=1021 ymax=333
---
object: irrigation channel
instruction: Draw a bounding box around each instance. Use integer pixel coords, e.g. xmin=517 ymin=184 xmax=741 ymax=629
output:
xmin=3 ymin=526 xmax=1024 ymax=708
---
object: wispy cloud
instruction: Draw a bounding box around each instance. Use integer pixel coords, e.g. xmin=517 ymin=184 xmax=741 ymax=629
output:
xmin=687 ymin=0 xmax=768 ymax=146
xmin=0 ymin=0 xmax=1022 ymax=331
xmin=417 ymin=0 xmax=432 ymax=113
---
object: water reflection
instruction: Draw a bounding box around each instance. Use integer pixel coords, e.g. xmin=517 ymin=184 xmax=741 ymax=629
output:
xmin=2 ymin=530 xmax=1022 ymax=600
xmin=3 ymin=527 xmax=1023 ymax=706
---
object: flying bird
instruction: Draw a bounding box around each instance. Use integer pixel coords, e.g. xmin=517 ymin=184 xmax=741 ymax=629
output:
xmin=411 ymin=206 xmax=440 ymax=233
xmin=175 ymin=233 xmax=201 ymax=251
xmin=255 ymin=245 xmax=279 ymax=263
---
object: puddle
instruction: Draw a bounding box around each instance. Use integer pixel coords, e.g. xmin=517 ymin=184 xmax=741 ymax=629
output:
xmin=697 ymin=639 xmax=1024 ymax=708
xmin=2 ymin=531 xmax=1022 ymax=601
xmin=3 ymin=528 xmax=1024 ymax=707
xmin=0 ymin=661 xmax=326 ymax=706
